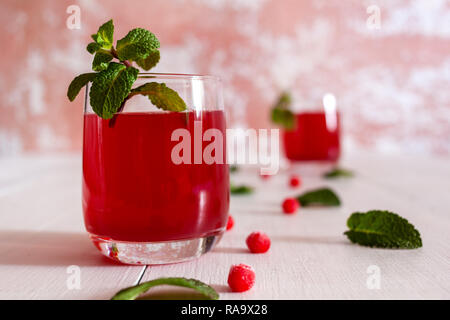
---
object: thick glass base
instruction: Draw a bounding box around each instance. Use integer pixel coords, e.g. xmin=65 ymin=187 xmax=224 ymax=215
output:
xmin=90 ymin=233 xmax=223 ymax=265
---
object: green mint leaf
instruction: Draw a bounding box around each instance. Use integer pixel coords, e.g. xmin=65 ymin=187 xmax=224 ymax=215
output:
xmin=271 ymin=107 xmax=295 ymax=129
xmin=116 ymin=28 xmax=160 ymax=62
xmin=67 ymin=73 xmax=97 ymax=102
xmin=86 ymin=42 xmax=102 ymax=54
xmin=89 ymin=62 xmax=139 ymax=119
xmin=230 ymin=165 xmax=239 ymax=173
xmin=135 ymin=49 xmax=160 ymax=71
xmin=344 ymin=210 xmax=422 ymax=249
xmin=271 ymin=91 xmax=294 ymax=129
xmin=91 ymin=19 xmax=114 ymax=49
xmin=230 ymin=183 xmax=253 ymax=195
xmin=131 ymin=82 xmax=187 ymax=112
xmin=92 ymin=50 xmax=113 ymax=71
xmin=297 ymin=187 xmax=341 ymax=206
xmin=111 ymin=277 xmax=219 ymax=300
xmin=324 ymin=167 xmax=354 ymax=179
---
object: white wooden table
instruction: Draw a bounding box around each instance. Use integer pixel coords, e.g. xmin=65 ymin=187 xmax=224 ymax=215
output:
xmin=0 ymin=153 xmax=449 ymax=299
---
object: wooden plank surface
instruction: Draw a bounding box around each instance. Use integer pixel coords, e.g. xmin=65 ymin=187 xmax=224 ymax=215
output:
xmin=0 ymin=153 xmax=449 ymax=299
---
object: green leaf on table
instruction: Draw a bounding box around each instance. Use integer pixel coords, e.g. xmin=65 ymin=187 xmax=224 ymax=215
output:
xmin=271 ymin=91 xmax=295 ymax=129
xmin=230 ymin=183 xmax=253 ymax=195
xmin=92 ymin=50 xmax=114 ymax=71
xmin=131 ymin=82 xmax=186 ymax=112
xmin=89 ymin=62 xmax=139 ymax=119
xmin=111 ymin=277 xmax=219 ymax=300
xmin=297 ymin=187 xmax=340 ymax=207
xmin=136 ymin=49 xmax=160 ymax=71
xmin=91 ymin=19 xmax=114 ymax=50
xmin=344 ymin=210 xmax=422 ymax=249
xmin=116 ymin=28 xmax=160 ymax=61
xmin=67 ymin=72 xmax=97 ymax=101
xmin=324 ymin=167 xmax=354 ymax=179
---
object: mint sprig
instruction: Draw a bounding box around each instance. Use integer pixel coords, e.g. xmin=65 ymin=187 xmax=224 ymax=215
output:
xmin=297 ymin=187 xmax=341 ymax=207
xmin=271 ymin=91 xmax=295 ymax=129
xmin=67 ymin=19 xmax=187 ymax=119
xmin=111 ymin=277 xmax=219 ymax=300
xmin=344 ymin=210 xmax=422 ymax=249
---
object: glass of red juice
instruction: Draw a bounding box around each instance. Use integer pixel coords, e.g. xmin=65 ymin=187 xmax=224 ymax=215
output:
xmin=82 ymin=74 xmax=229 ymax=265
xmin=283 ymin=94 xmax=341 ymax=162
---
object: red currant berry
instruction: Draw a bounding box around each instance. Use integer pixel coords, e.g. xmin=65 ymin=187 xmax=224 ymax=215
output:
xmin=246 ymin=231 xmax=271 ymax=253
xmin=226 ymin=215 xmax=234 ymax=231
xmin=227 ymin=264 xmax=255 ymax=292
xmin=282 ymin=198 xmax=299 ymax=214
xmin=289 ymin=175 xmax=301 ymax=188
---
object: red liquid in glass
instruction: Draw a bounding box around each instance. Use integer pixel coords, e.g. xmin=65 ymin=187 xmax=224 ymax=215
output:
xmin=83 ymin=110 xmax=229 ymax=242
xmin=283 ymin=111 xmax=340 ymax=161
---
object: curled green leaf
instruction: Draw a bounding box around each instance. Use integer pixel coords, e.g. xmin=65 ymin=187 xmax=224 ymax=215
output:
xmin=297 ymin=187 xmax=340 ymax=207
xmin=344 ymin=210 xmax=422 ymax=249
xmin=111 ymin=277 xmax=219 ymax=300
xmin=131 ymin=82 xmax=186 ymax=112
xmin=67 ymin=72 xmax=97 ymax=102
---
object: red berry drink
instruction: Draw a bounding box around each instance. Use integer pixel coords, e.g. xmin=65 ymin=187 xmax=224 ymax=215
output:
xmin=83 ymin=110 xmax=229 ymax=264
xmin=283 ymin=111 xmax=340 ymax=162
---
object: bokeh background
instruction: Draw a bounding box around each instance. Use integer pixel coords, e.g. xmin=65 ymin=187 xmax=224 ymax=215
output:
xmin=0 ymin=0 xmax=449 ymax=157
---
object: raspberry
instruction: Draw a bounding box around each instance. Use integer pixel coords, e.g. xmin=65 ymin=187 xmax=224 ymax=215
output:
xmin=226 ymin=215 xmax=234 ymax=231
xmin=282 ymin=198 xmax=299 ymax=214
xmin=246 ymin=231 xmax=271 ymax=253
xmin=227 ymin=264 xmax=255 ymax=292
xmin=289 ymin=175 xmax=301 ymax=188
xmin=260 ymin=173 xmax=271 ymax=180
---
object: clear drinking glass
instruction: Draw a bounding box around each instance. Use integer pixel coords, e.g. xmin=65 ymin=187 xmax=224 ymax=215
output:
xmin=82 ymin=73 xmax=229 ymax=265
xmin=283 ymin=93 xmax=341 ymax=162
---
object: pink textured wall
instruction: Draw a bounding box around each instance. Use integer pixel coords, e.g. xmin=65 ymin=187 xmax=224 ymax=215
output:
xmin=1 ymin=0 xmax=449 ymax=156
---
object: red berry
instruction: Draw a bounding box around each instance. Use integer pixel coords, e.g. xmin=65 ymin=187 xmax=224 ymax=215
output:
xmin=260 ymin=173 xmax=271 ymax=180
xmin=246 ymin=231 xmax=271 ymax=253
xmin=226 ymin=215 xmax=234 ymax=231
xmin=289 ymin=175 xmax=301 ymax=188
xmin=282 ymin=198 xmax=299 ymax=214
xmin=227 ymin=264 xmax=255 ymax=292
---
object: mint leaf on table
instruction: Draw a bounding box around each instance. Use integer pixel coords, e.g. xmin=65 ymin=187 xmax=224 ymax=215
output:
xmin=92 ymin=50 xmax=113 ymax=71
xmin=344 ymin=210 xmax=422 ymax=249
xmin=91 ymin=19 xmax=114 ymax=49
xmin=230 ymin=183 xmax=253 ymax=195
xmin=136 ymin=49 xmax=160 ymax=70
xmin=89 ymin=63 xmax=139 ymax=119
xmin=324 ymin=167 xmax=354 ymax=179
xmin=271 ymin=91 xmax=295 ymax=129
xmin=111 ymin=277 xmax=219 ymax=300
xmin=116 ymin=28 xmax=160 ymax=61
xmin=297 ymin=187 xmax=341 ymax=207
xmin=131 ymin=82 xmax=187 ymax=112
xmin=67 ymin=73 xmax=97 ymax=101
